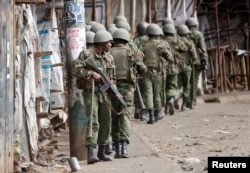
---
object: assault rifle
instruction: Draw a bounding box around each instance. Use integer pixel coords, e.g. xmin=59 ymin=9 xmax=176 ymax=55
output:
xmin=201 ymin=58 xmax=208 ymax=90
xmin=135 ymin=77 xmax=146 ymax=110
xmin=85 ymin=57 xmax=130 ymax=114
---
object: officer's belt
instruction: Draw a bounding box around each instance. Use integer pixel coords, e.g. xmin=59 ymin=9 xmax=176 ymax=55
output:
xmin=146 ymin=67 xmax=162 ymax=74
xmin=116 ymin=79 xmax=129 ymax=85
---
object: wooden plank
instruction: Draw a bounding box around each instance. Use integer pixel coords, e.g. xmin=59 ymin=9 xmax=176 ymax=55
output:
xmin=34 ymin=51 xmax=53 ymax=58
xmin=15 ymin=0 xmax=46 ymax=4
xmin=105 ymin=0 xmax=111 ymax=27
xmin=92 ymin=0 xmax=96 ymax=21
xmin=1 ymin=0 xmax=14 ymax=172
xmin=51 ymin=63 xmax=64 ymax=67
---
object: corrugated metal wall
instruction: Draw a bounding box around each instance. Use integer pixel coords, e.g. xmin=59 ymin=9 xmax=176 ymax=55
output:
xmin=0 ymin=0 xmax=14 ymax=172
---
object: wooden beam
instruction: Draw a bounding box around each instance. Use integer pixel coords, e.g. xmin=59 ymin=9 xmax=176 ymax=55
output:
xmin=191 ymin=0 xmax=197 ymax=17
xmin=105 ymin=0 xmax=111 ymax=27
xmin=213 ymin=0 xmax=225 ymax=7
xmin=15 ymin=0 xmax=46 ymax=4
xmin=34 ymin=51 xmax=53 ymax=58
xmin=147 ymin=0 xmax=152 ymax=23
xmin=215 ymin=0 xmax=221 ymax=92
xmin=246 ymin=0 xmax=250 ymax=89
xmin=92 ymin=0 xmax=96 ymax=21
xmin=51 ymin=63 xmax=64 ymax=67
xmin=210 ymin=4 xmax=237 ymax=29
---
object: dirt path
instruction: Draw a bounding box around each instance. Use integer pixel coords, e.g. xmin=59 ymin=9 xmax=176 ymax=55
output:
xmin=133 ymin=100 xmax=250 ymax=172
xmin=27 ymin=92 xmax=250 ymax=173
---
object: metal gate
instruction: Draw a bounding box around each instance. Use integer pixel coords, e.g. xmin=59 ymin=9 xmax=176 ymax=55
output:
xmin=0 ymin=0 xmax=14 ymax=172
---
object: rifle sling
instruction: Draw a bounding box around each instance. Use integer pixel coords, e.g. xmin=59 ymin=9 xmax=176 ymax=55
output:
xmin=102 ymin=93 xmax=124 ymax=116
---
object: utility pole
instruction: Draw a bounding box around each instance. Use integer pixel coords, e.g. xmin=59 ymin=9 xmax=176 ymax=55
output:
xmin=64 ymin=0 xmax=87 ymax=160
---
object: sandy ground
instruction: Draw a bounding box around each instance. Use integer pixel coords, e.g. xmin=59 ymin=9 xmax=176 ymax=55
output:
xmin=26 ymin=91 xmax=250 ymax=173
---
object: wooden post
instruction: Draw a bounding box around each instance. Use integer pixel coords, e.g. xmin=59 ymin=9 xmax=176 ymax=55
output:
xmin=64 ymin=0 xmax=87 ymax=161
xmin=226 ymin=2 xmax=236 ymax=90
xmin=215 ymin=0 xmax=221 ymax=92
xmin=105 ymin=0 xmax=111 ymax=27
xmin=246 ymin=0 xmax=250 ymax=90
xmin=142 ymin=0 xmax=147 ymax=21
xmin=92 ymin=0 xmax=96 ymax=21
xmin=0 ymin=0 xmax=14 ymax=172
xmin=147 ymin=0 xmax=152 ymax=23
xmin=131 ymin=0 xmax=136 ymax=37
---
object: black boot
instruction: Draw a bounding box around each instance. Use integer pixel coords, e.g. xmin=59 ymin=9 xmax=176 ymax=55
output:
xmin=181 ymin=98 xmax=188 ymax=112
xmin=167 ymin=97 xmax=175 ymax=115
xmin=158 ymin=110 xmax=165 ymax=120
xmin=121 ymin=140 xmax=129 ymax=158
xmin=147 ymin=109 xmax=155 ymax=124
xmin=174 ymin=99 xmax=179 ymax=110
xmin=97 ymin=145 xmax=113 ymax=161
xmin=134 ymin=107 xmax=140 ymax=119
xmin=87 ymin=145 xmax=99 ymax=164
xmin=165 ymin=104 xmax=169 ymax=115
xmin=105 ymin=136 xmax=113 ymax=155
xmin=154 ymin=109 xmax=164 ymax=122
xmin=114 ymin=141 xmax=121 ymax=159
xmin=186 ymin=101 xmax=194 ymax=110
xmin=140 ymin=109 xmax=148 ymax=121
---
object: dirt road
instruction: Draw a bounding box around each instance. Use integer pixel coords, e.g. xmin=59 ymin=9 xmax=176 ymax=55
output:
xmin=133 ymin=99 xmax=250 ymax=172
xmin=28 ymin=91 xmax=250 ymax=173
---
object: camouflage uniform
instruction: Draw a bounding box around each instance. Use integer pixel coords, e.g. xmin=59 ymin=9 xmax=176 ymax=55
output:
xmin=178 ymin=35 xmax=197 ymax=111
xmin=133 ymin=34 xmax=149 ymax=120
xmin=134 ymin=35 xmax=149 ymax=48
xmin=188 ymin=28 xmax=208 ymax=108
xmin=140 ymin=32 xmax=173 ymax=123
xmin=163 ymin=34 xmax=187 ymax=115
xmin=109 ymin=28 xmax=147 ymax=158
xmin=73 ymin=49 xmax=115 ymax=147
xmin=73 ymin=30 xmax=114 ymax=164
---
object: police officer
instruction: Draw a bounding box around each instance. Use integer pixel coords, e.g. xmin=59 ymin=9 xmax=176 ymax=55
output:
xmin=108 ymin=26 xmax=118 ymax=35
xmin=72 ymin=30 xmax=114 ymax=164
xmin=162 ymin=24 xmax=188 ymax=115
xmin=134 ymin=21 xmax=149 ymax=47
xmin=133 ymin=21 xmax=149 ymax=120
xmin=114 ymin=15 xmax=127 ymax=24
xmin=140 ymin=23 xmax=173 ymax=124
xmin=116 ymin=21 xmax=131 ymax=32
xmin=109 ymin=28 xmax=147 ymax=158
xmin=177 ymin=24 xmax=198 ymax=111
xmin=115 ymin=21 xmax=147 ymax=121
xmin=90 ymin=22 xmax=106 ymax=33
xmin=86 ymin=31 xmax=95 ymax=50
xmin=185 ymin=17 xmax=208 ymax=109
xmin=162 ymin=17 xmax=174 ymax=27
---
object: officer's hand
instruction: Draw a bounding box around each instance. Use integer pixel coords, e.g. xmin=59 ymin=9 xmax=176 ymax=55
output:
xmin=201 ymin=58 xmax=206 ymax=64
xmin=93 ymin=72 xmax=102 ymax=82
xmin=201 ymin=58 xmax=208 ymax=70
xmin=113 ymin=94 xmax=122 ymax=101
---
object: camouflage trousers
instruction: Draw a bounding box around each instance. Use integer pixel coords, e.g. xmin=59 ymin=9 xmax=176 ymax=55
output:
xmin=142 ymin=71 xmax=162 ymax=110
xmin=111 ymin=84 xmax=134 ymax=143
xmin=83 ymin=90 xmax=111 ymax=147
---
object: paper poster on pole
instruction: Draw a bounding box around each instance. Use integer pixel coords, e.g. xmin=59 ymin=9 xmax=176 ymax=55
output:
xmin=64 ymin=1 xmax=85 ymax=24
xmin=67 ymin=27 xmax=86 ymax=60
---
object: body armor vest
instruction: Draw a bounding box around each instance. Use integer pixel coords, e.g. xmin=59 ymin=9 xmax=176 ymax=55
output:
xmin=110 ymin=47 xmax=130 ymax=80
xmin=143 ymin=40 xmax=160 ymax=68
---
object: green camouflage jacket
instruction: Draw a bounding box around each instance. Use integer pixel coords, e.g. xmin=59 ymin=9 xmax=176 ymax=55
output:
xmin=133 ymin=35 xmax=149 ymax=48
xmin=72 ymin=48 xmax=116 ymax=91
xmin=110 ymin=43 xmax=147 ymax=85
xmin=140 ymin=37 xmax=173 ymax=75
xmin=163 ymin=35 xmax=187 ymax=75
xmin=178 ymin=36 xmax=197 ymax=72
xmin=188 ymin=28 xmax=208 ymax=65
